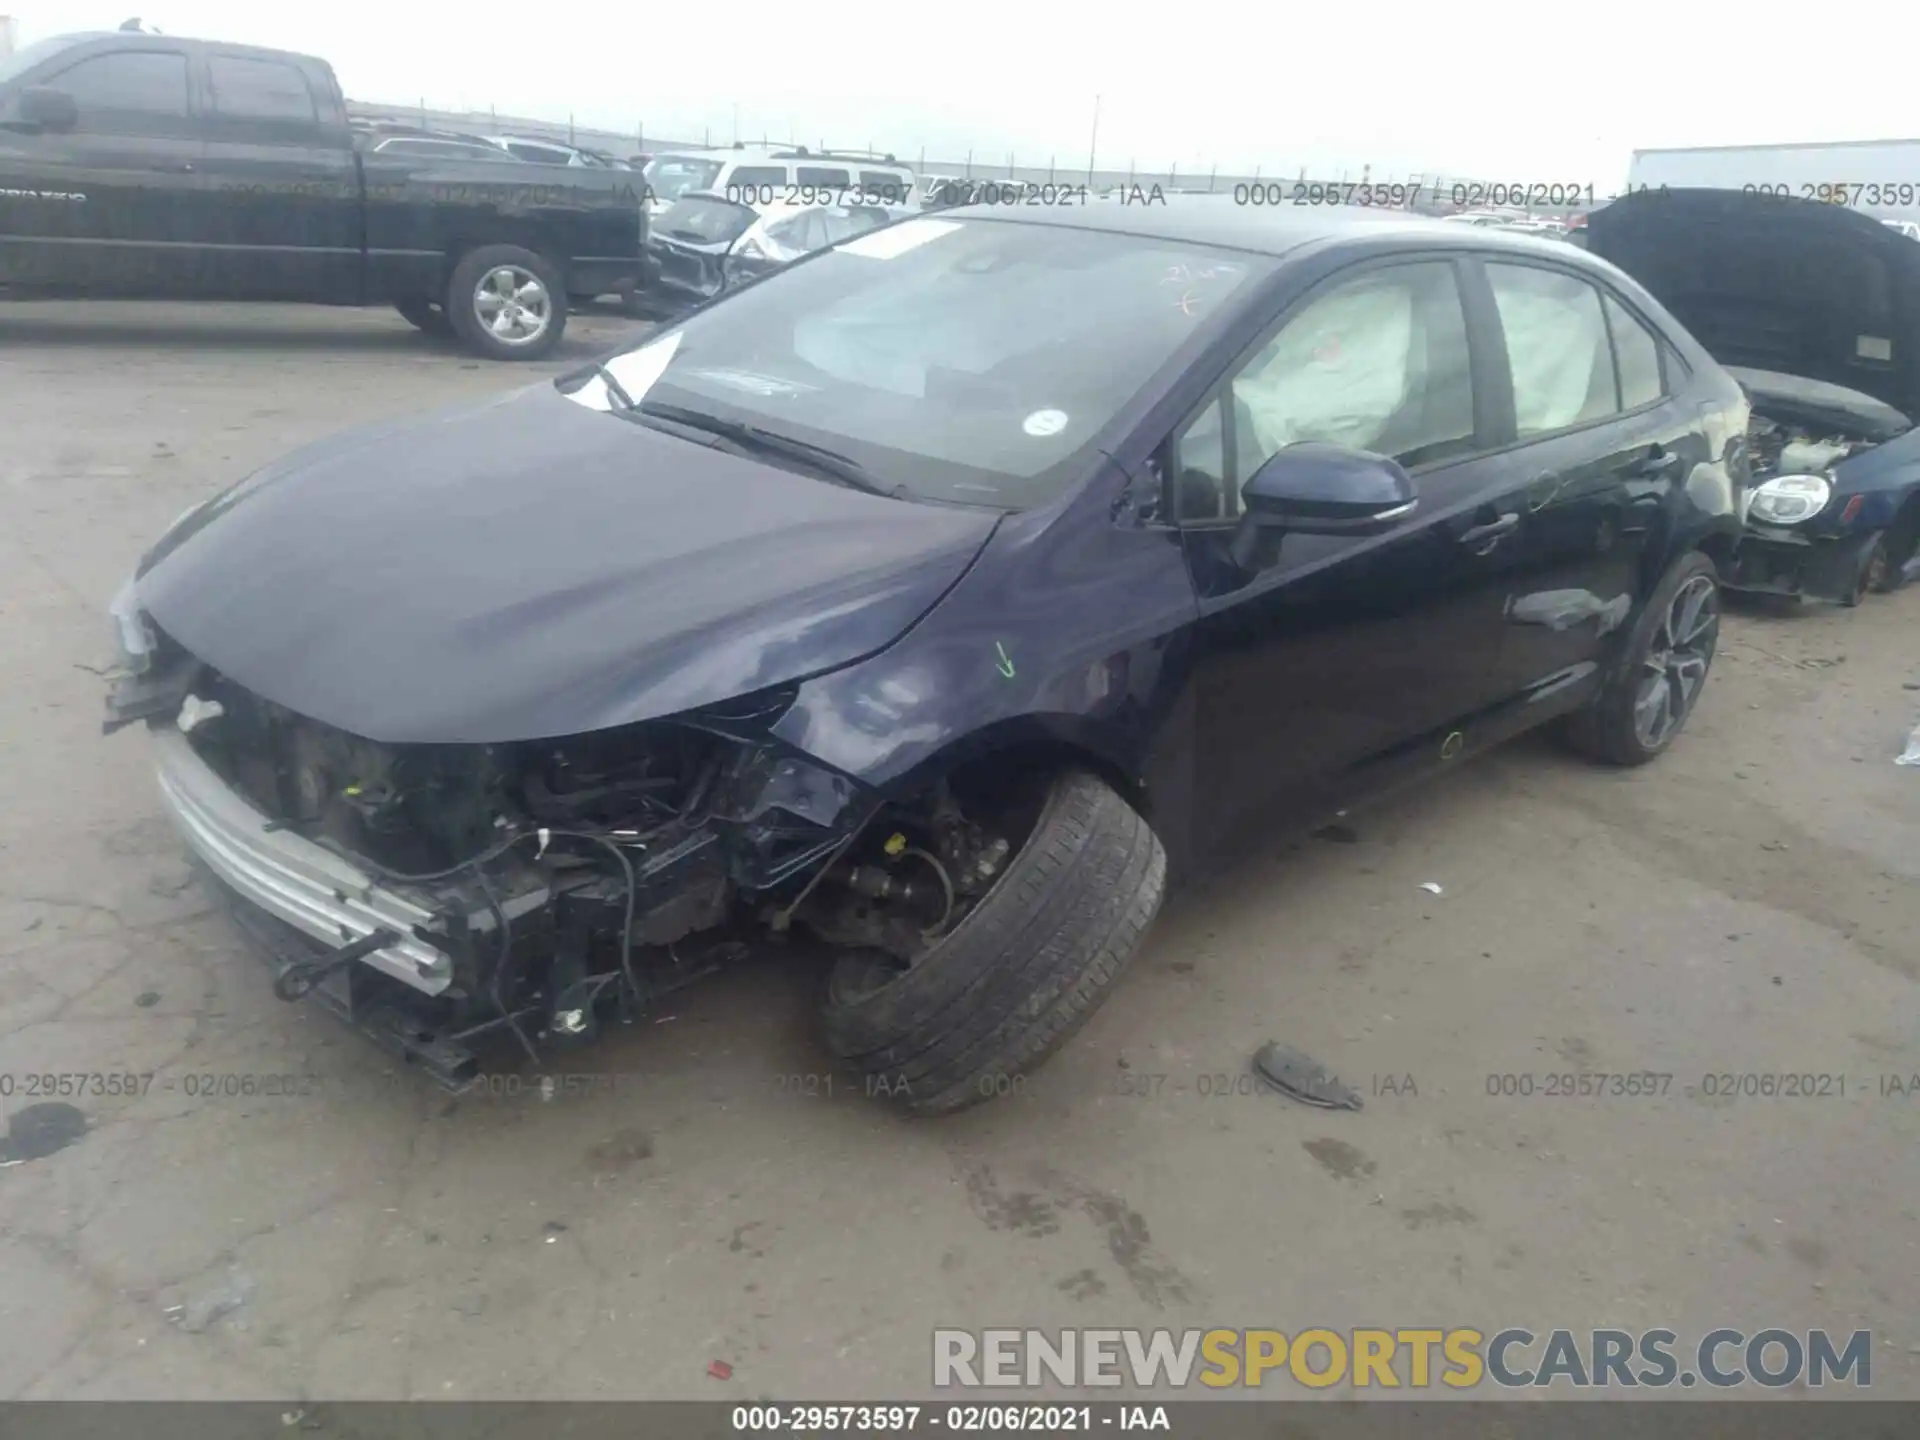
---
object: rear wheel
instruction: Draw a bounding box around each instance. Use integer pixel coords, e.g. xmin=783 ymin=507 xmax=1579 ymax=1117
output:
xmin=445 ymin=245 xmax=568 ymax=361
xmin=818 ymin=770 xmax=1166 ymax=1115
xmin=1557 ymin=550 xmax=1720 ymax=766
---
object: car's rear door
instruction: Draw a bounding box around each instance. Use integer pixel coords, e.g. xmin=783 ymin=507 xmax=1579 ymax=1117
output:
xmin=1460 ymin=255 xmax=1708 ymax=707
xmin=1170 ymin=255 xmax=1534 ymax=850
xmin=193 ymin=50 xmax=360 ymax=301
xmin=0 ymin=39 xmax=202 ymax=292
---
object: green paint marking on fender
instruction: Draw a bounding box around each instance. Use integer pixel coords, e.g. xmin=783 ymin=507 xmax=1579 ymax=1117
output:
xmin=994 ymin=642 xmax=1016 ymax=679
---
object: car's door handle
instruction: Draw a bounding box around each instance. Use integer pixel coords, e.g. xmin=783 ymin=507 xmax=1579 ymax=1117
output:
xmin=1459 ymin=512 xmax=1520 ymax=547
xmin=1632 ymin=448 xmax=1680 ymax=476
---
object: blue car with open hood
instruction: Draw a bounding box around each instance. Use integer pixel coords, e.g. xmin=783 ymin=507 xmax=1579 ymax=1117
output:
xmin=1588 ymin=188 xmax=1920 ymax=603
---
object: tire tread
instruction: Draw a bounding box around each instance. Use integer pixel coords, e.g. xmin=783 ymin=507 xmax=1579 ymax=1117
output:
xmin=819 ymin=771 xmax=1166 ymax=1115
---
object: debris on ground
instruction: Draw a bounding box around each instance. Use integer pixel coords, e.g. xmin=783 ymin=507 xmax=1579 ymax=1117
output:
xmin=708 ymin=1359 xmax=734 ymax=1380
xmin=2 ymin=1102 xmax=88 ymax=1163
xmin=135 ymin=990 xmax=161 ymax=1007
xmin=1897 ymin=724 xmax=1920 ymax=766
xmin=1252 ymin=1042 xmax=1365 ymax=1111
xmin=173 ymin=1266 xmax=255 ymax=1333
xmin=1418 ymin=881 xmax=1444 ymax=895
xmin=587 ymin=1127 xmax=654 ymax=1172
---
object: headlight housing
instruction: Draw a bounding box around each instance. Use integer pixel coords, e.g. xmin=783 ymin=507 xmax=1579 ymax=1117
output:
xmin=109 ymin=574 xmax=158 ymax=674
xmin=1748 ymin=474 xmax=1831 ymax=526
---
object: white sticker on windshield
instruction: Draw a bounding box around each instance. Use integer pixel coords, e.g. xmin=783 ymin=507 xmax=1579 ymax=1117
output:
xmin=1022 ymin=408 xmax=1069 ymax=437
xmin=836 ymin=218 xmax=962 ymax=260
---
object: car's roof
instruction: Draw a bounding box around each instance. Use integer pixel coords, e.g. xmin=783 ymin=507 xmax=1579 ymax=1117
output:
xmin=940 ymin=197 xmax=1591 ymax=262
xmin=27 ymin=29 xmax=325 ymax=66
xmin=755 ymin=197 xmax=915 ymax=220
xmin=652 ymin=146 xmax=912 ymax=169
xmin=671 ymin=189 xmax=758 ymax=209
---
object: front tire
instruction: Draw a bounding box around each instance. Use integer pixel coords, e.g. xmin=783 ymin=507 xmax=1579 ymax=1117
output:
xmin=819 ymin=770 xmax=1166 ymax=1115
xmin=1842 ymin=532 xmax=1885 ymax=607
xmin=445 ymin=245 xmax=568 ymax=361
xmin=1869 ymin=504 xmax=1917 ymax=593
xmin=1557 ymin=550 xmax=1720 ymax=766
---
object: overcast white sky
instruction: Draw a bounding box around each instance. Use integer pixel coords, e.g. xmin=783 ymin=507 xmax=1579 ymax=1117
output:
xmin=9 ymin=3 xmax=1914 ymax=186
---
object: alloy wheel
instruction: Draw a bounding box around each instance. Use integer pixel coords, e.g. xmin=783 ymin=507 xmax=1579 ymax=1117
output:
xmin=1632 ymin=574 xmax=1718 ymax=750
xmin=472 ymin=265 xmax=552 ymax=345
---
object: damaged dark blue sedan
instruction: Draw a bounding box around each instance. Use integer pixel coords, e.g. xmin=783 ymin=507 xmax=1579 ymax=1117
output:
xmin=105 ymin=203 xmax=1748 ymax=1112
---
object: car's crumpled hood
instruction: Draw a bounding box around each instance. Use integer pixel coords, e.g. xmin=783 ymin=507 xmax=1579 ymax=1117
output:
xmin=135 ymin=382 xmax=999 ymax=744
xmin=1586 ymin=189 xmax=1920 ymax=419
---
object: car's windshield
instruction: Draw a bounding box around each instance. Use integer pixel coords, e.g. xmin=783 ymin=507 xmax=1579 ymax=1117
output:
xmin=655 ymin=195 xmax=760 ymax=244
xmin=644 ymin=155 xmax=725 ymax=202
xmin=590 ymin=216 xmax=1272 ymax=509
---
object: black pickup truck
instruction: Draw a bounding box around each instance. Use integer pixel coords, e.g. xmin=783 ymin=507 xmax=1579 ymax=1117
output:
xmin=0 ymin=32 xmax=647 ymax=359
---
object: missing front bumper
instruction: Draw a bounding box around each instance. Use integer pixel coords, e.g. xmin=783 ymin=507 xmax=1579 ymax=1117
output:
xmin=150 ymin=724 xmax=546 ymax=996
xmin=1724 ymin=528 xmax=1877 ymax=602
xmin=220 ymin=889 xmax=489 ymax=1090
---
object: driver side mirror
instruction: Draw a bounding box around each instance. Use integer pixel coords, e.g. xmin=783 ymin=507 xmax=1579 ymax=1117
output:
xmin=1241 ymin=442 xmax=1417 ymax=535
xmin=1229 ymin=443 xmax=1417 ymax=572
xmin=16 ymin=87 xmax=80 ymax=133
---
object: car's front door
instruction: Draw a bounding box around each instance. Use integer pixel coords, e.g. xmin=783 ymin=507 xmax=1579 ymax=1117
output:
xmin=0 ymin=42 xmax=202 ymax=292
xmin=1169 ymin=256 xmax=1530 ymax=852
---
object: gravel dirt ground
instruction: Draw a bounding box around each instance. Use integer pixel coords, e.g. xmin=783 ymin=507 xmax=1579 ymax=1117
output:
xmin=1 ymin=301 xmax=1917 ymax=1402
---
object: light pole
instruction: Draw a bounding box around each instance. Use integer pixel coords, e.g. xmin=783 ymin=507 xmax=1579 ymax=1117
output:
xmin=1087 ymin=94 xmax=1100 ymax=187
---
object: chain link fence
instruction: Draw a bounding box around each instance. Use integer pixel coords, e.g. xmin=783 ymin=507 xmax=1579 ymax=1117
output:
xmin=345 ymin=97 xmax=1603 ymax=218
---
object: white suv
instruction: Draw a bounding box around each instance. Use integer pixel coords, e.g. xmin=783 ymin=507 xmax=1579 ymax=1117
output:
xmin=642 ymin=146 xmax=915 ymax=215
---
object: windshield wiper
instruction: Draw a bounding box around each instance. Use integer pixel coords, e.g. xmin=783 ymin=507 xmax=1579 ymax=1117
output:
xmin=634 ymin=401 xmax=900 ymax=498
xmin=591 ymin=364 xmax=638 ymax=411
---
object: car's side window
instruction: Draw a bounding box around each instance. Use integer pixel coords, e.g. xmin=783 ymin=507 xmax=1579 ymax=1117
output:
xmin=727 ymin=165 xmax=787 ymax=189
xmin=49 ymin=50 xmax=190 ymax=124
xmin=1172 ymin=261 xmax=1475 ymax=524
xmin=1604 ymin=293 xmax=1665 ymax=410
xmin=796 ymin=166 xmax=852 ymax=188
xmin=1486 ymin=263 xmax=1620 ymax=437
xmin=859 ymin=170 xmax=910 ymax=201
xmin=766 ymin=211 xmax=824 ymax=251
xmin=207 ymin=55 xmax=317 ymax=124
xmin=1171 ymin=398 xmax=1231 ymax=520
xmin=825 ymin=206 xmax=890 ymax=241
